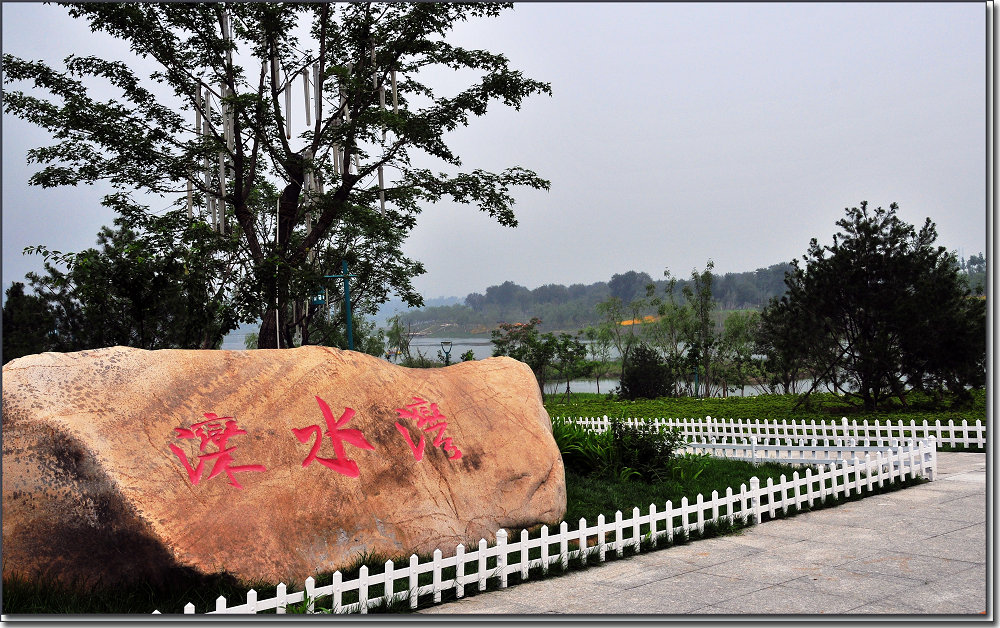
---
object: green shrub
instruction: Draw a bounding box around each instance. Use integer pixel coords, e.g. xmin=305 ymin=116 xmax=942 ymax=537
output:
xmin=606 ymin=419 xmax=687 ymax=482
xmin=619 ymin=343 xmax=670 ymax=400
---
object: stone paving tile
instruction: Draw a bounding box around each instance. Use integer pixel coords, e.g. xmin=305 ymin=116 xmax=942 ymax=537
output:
xmin=646 ymin=537 xmax=765 ymax=570
xmin=890 ymin=523 xmax=986 ymax=564
xmin=565 ymin=554 xmax=701 ymax=590
xmin=838 ymin=550 xmax=980 ymax=582
xmin=415 ymin=595 xmax=537 ymax=615
xmin=755 ymin=519 xmax=898 ymax=549
xmin=696 ymin=554 xmax=837 ymax=585
xmin=723 ymin=529 xmax=811 ymax=551
xmin=846 ymin=566 xmax=987 ymax=615
xmin=796 ymin=510 xmax=972 ymax=539
xmin=761 ymin=540 xmax=869 ymax=567
xmin=615 ymin=569 xmax=773 ymax=614
xmin=709 ymin=582 xmax=861 ymax=615
xmin=779 ymin=566 xmax=923 ymax=603
xmin=917 ymin=497 xmax=986 ymax=524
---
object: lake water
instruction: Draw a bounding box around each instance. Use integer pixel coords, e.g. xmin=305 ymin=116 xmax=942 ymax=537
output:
xmin=219 ymin=332 xmax=799 ymax=398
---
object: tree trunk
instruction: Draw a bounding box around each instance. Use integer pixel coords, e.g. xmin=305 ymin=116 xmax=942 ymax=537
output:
xmin=258 ymin=307 xmax=293 ymax=349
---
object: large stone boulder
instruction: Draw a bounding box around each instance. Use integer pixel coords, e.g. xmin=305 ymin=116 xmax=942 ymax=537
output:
xmin=2 ymin=346 xmax=565 ymax=588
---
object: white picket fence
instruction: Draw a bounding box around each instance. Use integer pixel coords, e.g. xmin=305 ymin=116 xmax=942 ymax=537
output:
xmin=154 ymin=438 xmax=936 ymax=615
xmin=686 ymin=437 xmax=936 ymax=476
xmin=556 ymin=415 xmax=985 ymax=449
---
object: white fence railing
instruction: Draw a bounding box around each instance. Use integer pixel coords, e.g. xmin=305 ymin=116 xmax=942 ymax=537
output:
xmin=686 ymin=437 xmax=936 ymax=478
xmin=155 ymin=438 xmax=936 ymax=615
xmin=556 ymin=415 xmax=985 ymax=449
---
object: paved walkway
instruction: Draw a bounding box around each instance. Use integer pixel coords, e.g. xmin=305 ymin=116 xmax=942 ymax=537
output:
xmin=418 ymin=452 xmax=988 ymax=616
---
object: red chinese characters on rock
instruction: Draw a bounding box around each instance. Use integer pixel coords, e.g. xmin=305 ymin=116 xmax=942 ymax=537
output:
xmin=291 ymin=396 xmax=375 ymax=478
xmin=394 ymin=396 xmax=462 ymax=461
xmin=169 ymin=414 xmax=267 ymax=490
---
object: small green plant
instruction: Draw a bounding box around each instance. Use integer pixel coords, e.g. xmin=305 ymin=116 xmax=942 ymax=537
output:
xmin=669 ymin=452 xmax=712 ymax=484
xmin=282 ymin=593 xmax=327 ymax=614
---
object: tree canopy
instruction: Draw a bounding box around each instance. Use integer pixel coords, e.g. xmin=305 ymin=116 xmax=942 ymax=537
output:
xmin=4 ymin=3 xmax=550 ymax=348
xmin=760 ymin=202 xmax=986 ymax=409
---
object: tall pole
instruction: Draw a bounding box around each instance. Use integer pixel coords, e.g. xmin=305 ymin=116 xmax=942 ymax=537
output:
xmin=325 ymin=261 xmax=357 ymax=351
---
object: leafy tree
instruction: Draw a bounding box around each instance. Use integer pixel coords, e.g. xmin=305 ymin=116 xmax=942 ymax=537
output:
xmin=581 ymin=324 xmax=614 ymax=394
xmin=23 ymin=217 xmax=238 ymax=351
xmin=2 ymin=282 xmax=57 ymax=363
xmin=681 ymin=261 xmax=717 ymax=397
xmin=383 ymin=313 xmax=412 ymax=363
xmin=490 ymin=317 xmax=554 ymax=397
xmin=3 ymin=3 xmax=550 ymax=349
xmin=548 ymin=332 xmax=590 ymax=402
xmin=773 ymin=202 xmax=985 ymax=410
xmin=595 ymin=294 xmax=648 ymax=369
xmin=608 ymin=270 xmax=654 ymax=304
xmin=643 ymin=269 xmax=690 ymax=397
xmin=960 ymin=252 xmax=986 ymax=296
xmin=303 ymin=309 xmax=385 ymax=357
xmin=756 ymin=294 xmax=813 ymax=395
xmin=716 ymin=309 xmax=762 ymax=396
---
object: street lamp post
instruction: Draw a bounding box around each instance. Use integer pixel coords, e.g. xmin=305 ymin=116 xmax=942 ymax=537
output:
xmin=440 ymin=341 xmax=453 ymax=366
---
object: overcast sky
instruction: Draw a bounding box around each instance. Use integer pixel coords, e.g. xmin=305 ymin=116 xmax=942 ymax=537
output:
xmin=2 ymin=2 xmax=987 ymax=302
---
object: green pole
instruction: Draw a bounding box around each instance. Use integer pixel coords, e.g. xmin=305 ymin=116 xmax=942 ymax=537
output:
xmin=324 ymin=261 xmax=357 ymax=351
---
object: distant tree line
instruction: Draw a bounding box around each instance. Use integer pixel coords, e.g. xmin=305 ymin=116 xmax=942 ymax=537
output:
xmin=395 ymin=262 xmax=795 ymax=333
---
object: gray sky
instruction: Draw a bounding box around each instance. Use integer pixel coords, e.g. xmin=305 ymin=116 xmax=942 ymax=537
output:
xmin=2 ymin=2 xmax=987 ymax=302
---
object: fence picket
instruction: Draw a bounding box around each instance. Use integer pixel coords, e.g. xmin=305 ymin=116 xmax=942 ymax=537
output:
xmin=597 ymin=514 xmax=605 ymax=563
xmin=521 ymin=530 xmax=530 ymax=580
xmin=649 ymin=504 xmax=658 ymax=548
xmin=540 ymin=525 xmax=550 ymax=575
xmin=412 ymin=553 xmax=422 ymax=607
xmin=332 ymin=571 xmax=343 ymax=613
xmin=359 ymin=566 xmax=369 ymax=614
xmin=274 ymin=583 xmax=286 ymax=615
xmin=614 ymin=511 xmax=624 ymax=557
xmin=560 ymin=521 xmax=570 ymax=569
xmin=432 ymin=549 xmax=442 ymax=602
xmin=632 ymin=507 xmax=641 ymax=552
xmin=455 ymin=545 xmax=465 ymax=598
xmin=383 ymin=560 xmax=395 ymax=608
xmin=477 ymin=539 xmax=487 ymax=592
